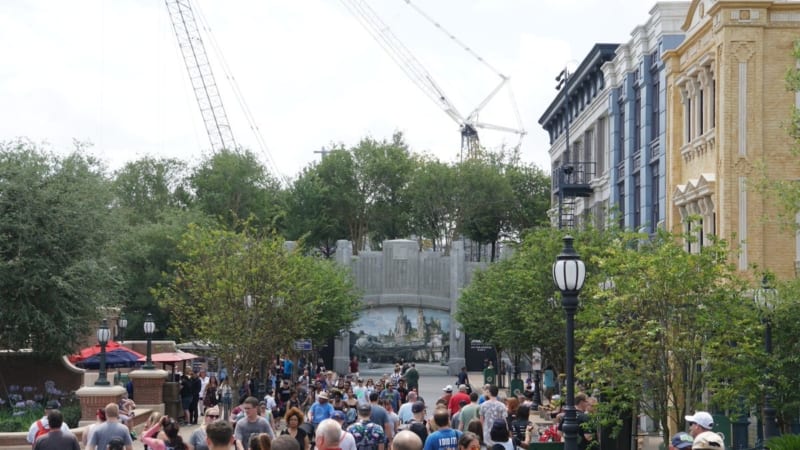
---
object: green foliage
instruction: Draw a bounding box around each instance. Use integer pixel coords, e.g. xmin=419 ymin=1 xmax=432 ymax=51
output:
xmin=190 ymin=148 xmax=285 ymax=231
xmin=155 ymin=222 xmax=360 ymax=399
xmin=406 ymin=155 xmax=459 ymax=252
xmin=0 ymin=140 xmax=120 ymax=357
xmin=578 ymin=229 xmax=757 ymax=443
xmin=765 ymin=433 xmax=800 ymax=450
xmin=457 ymin=226 xmax=617 ymax=371
xmin=112 ymin=156 xmax=191 ymax=224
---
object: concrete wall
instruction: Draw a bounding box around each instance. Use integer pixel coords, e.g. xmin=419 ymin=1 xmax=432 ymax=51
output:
xmin=332 ymin=239 xmax=486 ymax=375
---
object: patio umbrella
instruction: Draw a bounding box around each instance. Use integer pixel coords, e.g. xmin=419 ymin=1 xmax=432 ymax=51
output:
xmin=69 ymin=341 xmax=143 ymax=365
xmin=76 ymin=347 xmax=145 ymax=369
xmin=138 ymin=352 xmax=198 ymax=363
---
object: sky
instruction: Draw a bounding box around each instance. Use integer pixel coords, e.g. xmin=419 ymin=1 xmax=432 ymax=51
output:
xmin=0 ymin=0 xmax=667 ymax=181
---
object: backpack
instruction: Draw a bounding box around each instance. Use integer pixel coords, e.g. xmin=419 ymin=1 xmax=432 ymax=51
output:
xmin=407 ymin=420 xmax=428 ymax=443
xmin=33 ymin=420 xmax=48 ymax=443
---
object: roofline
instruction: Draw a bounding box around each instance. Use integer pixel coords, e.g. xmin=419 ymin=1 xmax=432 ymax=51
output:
xmin=538 ymin=43 xmax=619 ymax=126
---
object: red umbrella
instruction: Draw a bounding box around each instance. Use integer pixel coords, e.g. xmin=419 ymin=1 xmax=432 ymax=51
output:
xmin=68 ymin=341 xmax=143 ymax=364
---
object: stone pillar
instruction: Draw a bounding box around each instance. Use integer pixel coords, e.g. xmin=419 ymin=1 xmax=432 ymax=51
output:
xmin=128 ymin=369 xmax=168 ymax=415
xmin=75 ymin=385 xmax=127 ymax=426
xmin=333 ymin=240 xmax=353 ymax=375
xmin=448 ymin=240 xmax=466 ymax=376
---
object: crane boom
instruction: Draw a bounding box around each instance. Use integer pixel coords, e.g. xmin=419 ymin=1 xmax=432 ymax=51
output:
xmin=165 ymin=0 xmax=236 ymax=152
xmin=340 ymin=0 xmax=526 ymax=160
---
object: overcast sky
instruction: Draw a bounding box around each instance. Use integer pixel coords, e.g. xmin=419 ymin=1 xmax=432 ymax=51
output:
xmin=0 ymin=0 xmax=668 ymax=180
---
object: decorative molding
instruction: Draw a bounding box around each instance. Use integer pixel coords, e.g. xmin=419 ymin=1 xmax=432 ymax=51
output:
xmin=734 ymin=157 xmax=753 ymax=175
xmin=739 ymin=177 xmax=748 ymax=270
xmin=739 ymin=61 xmax=748 ymax=157
xmin=681 ymin=128 xmax=716 ymax=162
xmin=732 ymin=41 xmax=755 ymax=62
xmin=771 ymin=12 xmax=800 ymax=22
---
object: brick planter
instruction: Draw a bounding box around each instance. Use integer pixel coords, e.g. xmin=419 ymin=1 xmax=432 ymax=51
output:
xmin=75 ymin=385 xmax=126 ymax=425
xmin=129 ymin=369 xmax=168 ymax=412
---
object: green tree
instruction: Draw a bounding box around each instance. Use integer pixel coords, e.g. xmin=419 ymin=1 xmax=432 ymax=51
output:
xmin=112 ymin=156 xmax=191 ymax=224
xmin=284 ymin=165 xmax=348 ymax=257
xmin=578 ymin=230 xmax=756 ymax=447
xmin=457 ymin=226 xmax=616 ymax=374
xmin=0 ymin=141 xmax=119 ymax=357
xmin=190 ymin=148 xmax=285 ymax=231
xmin=155 ymin=223 xmax=360 ymax=404
xmin=457 ymin=155 xmax=514 ymax=261
xmin=505 ymin=163 xmax=551 ymax=237
xmin=406 ymin=155 xmax=459 ymax=252
xmin=311 ymin=133 xmax=414 ymax=254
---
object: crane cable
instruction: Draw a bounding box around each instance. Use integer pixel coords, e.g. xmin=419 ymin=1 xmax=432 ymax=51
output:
xmin=403 ymin=0 xmax=526 ymax=137
xmin=193 ymin=1 xmax=288 ymax=185
xmin=338 ymin=0 xmax=464 ymax=122
xmin=402 ymin=0 xmax=506 ymax=80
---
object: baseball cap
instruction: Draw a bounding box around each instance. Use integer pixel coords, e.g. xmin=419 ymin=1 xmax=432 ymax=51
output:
xmin=443 ymin=384 xmax=453 ymax=392
xmin=692 ymin=431 xmax=724 ymax=449
xmin=411 ymin=401 xmax=425 ymax=414
xmin=671 ymin=432 xmax=693 ymax=449
xmin=685 ymin=411 xmax=714 ymax=430
xmin=332 ymin=411 xmax=346 ymax=421
xmin=45 ymin=400 xmax=60 ymax=410
xmin=108 ymin=436 xmax=125 ymax=450
xmin=357 ymin=403 xmax=372 ymax=415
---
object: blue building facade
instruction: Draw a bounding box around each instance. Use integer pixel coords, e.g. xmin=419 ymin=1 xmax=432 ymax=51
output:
xmin=604 ymin=2 xmax=688 ymax=233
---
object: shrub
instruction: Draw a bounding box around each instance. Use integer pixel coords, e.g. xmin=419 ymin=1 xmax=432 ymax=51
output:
xmin=765 ymin=434 xmax=800 ymax=450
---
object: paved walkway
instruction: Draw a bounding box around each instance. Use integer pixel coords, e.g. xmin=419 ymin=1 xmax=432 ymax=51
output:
xmin=132 ymin=368 xmax=483 ymax=449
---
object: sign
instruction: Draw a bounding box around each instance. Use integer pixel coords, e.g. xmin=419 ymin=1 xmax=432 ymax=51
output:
xmin=294 ymin=339 xmax=312 ymax=351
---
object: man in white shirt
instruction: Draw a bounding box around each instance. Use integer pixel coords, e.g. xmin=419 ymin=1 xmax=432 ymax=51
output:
xmin=27 ymin=401 xmax=70 ymax=445
xmin=198 ymin=369 xmax=210 ymax=416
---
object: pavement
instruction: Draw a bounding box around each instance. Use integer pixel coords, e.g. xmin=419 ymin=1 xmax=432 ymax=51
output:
xmin=132 ymin=364 xmax=485 ymax=450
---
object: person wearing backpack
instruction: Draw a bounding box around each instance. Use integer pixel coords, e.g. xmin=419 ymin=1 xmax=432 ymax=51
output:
xmin=27 ymin=400 xmax=70 ymax=446
xmin=405 ymin=401 xmax=428 ymax=444
xmin=32 ymin=410 xmax=79 ymax=450
xmin=347 ymin=403 xmax=386 ymax=450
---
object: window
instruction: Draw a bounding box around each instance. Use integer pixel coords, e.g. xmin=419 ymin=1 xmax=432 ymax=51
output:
xmin=651 ymin=71 xmax=660 ymax=140
xmin=634 ymin=86 xmax=642 ymax=153
xmin=699 ymin=88 xmax=704 ymax=135
xmin=618 ymin=181 xmax=625 ymax=229
xmin=596 ymin=118 xmax=606 ymax=175
xmin=685 ymin=97 xmax=692 ymax=143
xmin=619 ymin=98 xmax=626 ymax=161
xmin=650 ymin=162 xmax=660 ymax=230
xmin=633 ymin=173 xmax=641 ymax=229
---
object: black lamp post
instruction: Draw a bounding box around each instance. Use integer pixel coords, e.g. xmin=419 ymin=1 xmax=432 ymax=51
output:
xmin=754 ymin=276 xmax=780 ymax=440
xmin=143 ymin=313 xmax=156 ymax=370
xmin=95 ymin=319 xmax=111 ymax=386
xmin=552 ymin=235 xmax=586 ymax=450
xmin=118 ymin=315 xmax=127 ymax=343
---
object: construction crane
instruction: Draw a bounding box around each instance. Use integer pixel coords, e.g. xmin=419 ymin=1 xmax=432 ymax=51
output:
xmin=165 ymin=0 xmax=236 ymax=153
xmin=339 ymin=0 xmax=526 ymax=160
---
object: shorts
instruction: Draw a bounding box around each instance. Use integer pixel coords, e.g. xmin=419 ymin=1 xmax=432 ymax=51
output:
xmin=182 ymin=396 xmax=193 ymax=410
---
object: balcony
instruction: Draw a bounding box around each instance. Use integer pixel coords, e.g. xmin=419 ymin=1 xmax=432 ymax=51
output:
xmin=553 ymin=161 xmax=596 ymax=198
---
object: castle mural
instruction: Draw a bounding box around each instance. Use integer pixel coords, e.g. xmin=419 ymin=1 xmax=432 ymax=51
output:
xmin=349 ymin=306 xmax=450 ymax=363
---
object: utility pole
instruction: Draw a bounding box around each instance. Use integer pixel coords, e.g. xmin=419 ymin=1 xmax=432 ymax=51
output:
xmin=314 ymin=146 xmax=330 ymax=160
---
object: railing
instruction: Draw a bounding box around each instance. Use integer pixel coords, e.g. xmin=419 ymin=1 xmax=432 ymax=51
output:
xmin=616 ymin=161 xmax=625 ymax=179
xmin=553 ymin=161 xmax=597 ymax=192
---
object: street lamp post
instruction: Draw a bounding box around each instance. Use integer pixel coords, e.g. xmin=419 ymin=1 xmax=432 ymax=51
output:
xmin=143 ymin=313 xmax=156 ymax=370
xmin=118 ymin=315 xmax=127 ymax=343
xmin=754 ymin=276 xmax=780 ymax=440
xmin=95 ymin=319 xmax=111 ymax=386
xmin=552 ymin=235 xmax=586 ymax=450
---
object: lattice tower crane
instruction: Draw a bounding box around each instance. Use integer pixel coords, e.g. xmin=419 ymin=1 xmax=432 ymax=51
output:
xmin=165 ymin=0 xmax=236 ymax=153
xmin=339 ymin=0 xmax=526 ymax=160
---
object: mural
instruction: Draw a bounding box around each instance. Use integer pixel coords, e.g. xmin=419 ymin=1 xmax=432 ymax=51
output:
xmin=349 ymin=306 xmax=450 ymax=363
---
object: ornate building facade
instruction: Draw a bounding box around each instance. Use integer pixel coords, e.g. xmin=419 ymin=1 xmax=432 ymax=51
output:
xmin=664 ymin=0 xmax=800 ymax=278
xmin=605 ymin=2 xmax=690 ymax=233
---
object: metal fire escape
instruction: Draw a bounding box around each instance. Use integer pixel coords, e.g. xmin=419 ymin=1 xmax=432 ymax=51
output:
xmin=554 ymin=68 xmax=594 ymax=229
xmin=165 ymin=0 xmax=236 ymax=152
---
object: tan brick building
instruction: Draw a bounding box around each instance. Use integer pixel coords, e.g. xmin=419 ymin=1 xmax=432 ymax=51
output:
xmin=664 ymin=0 xmax=800 ymax=279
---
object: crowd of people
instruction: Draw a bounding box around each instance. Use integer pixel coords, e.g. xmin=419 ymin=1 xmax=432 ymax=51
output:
xmin=25 ymin=358 xmax=728 ymax=450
